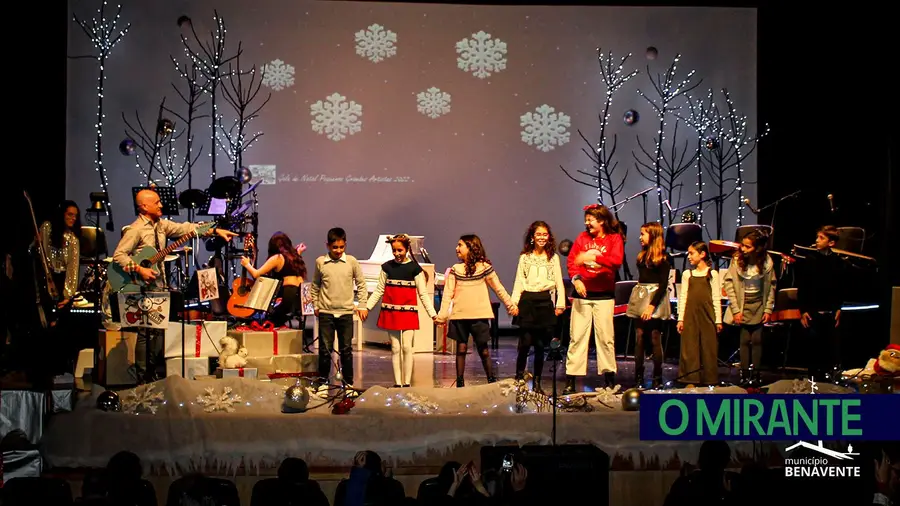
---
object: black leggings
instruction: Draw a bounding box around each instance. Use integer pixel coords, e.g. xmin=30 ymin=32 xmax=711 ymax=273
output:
xmin=634 ymin=319 xmax=664 ymax=380
xmin=516 ymin=328 xmax=549 ymax=379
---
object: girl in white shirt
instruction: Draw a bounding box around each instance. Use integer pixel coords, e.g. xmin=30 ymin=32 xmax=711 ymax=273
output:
xmin=676 ymin=241 xmax=723 ymax=385
xmin=510 ymin=221 xmax=566 ymax=394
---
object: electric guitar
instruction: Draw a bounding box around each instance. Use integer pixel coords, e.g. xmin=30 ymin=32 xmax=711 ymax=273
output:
xmin=226 ymin=235 xmax=257 ymax=318
xmin=108 ymin=222 xmax=215 ymax=293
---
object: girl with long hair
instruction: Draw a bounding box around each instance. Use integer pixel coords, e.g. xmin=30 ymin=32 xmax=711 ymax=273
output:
xmin=722 ymin=230 xmax=776 ymax=385
xmin=39 ymin=200 xmax=82 ymax=303
xmin=436 ymin=234 xmax=517 ymax=387
xmin=366 ymin=234 xmax=437 ymax=387
xmin=241 ymin=231 xmax=307 ymax=328
xmin=510 ymin=221 xmax=566 ymax=394
xmin=676 ymin=241 xmax=722 ymax=385
xmin=626 ymin=222 xmax=671 ymax=387
xmin=564 ymin=204 xmax=624 ymax=394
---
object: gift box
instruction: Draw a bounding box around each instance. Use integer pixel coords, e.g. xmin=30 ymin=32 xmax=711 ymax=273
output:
xmin=165 ymin=321 xmax=226 ymax=359
xmin=0 ymin=391 xmax=45 ymax=445
xmin=215 ymin=367 xmax=259 ymax=379
xmin=165 ymin=356 xmax=213 ymax=380
xmin=95 ymin=329 xmax=137 ymax=387
xmin=245 ymin=354 xmax=317 ymax=376
xmin=50 ymin=388 xmax=74 ymax=413
xmin=227 ymin=328 xmax=301 ymax=357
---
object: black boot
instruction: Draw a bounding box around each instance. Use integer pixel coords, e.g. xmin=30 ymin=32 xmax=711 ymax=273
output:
xmin=739 ymin=369 xmax=751 ymax=387
xmin=563 ymin=376 xmax=576 ymax=395
xmin=635 ymin=371 xmax=645 ymax=389
xmin=652 ymin=375 xmax=663 ymax=389
xmin=532 ymin=375 xmax=544 ymax=395
xmin=456 ymin=376 xmax=465 ymax=388
xmin=487 ymin=375 xmax=498 ymax=384
xmin=604 ymin=372 xmax=616 ymax=388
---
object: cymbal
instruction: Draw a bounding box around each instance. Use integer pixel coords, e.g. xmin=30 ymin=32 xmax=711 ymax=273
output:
xmin=833 ymin=248 xmax=876 ymax=262
xmin=709 ymin=240 xmax=739 ymax=255
xmin=178 ymin=188 xmax=208 ymax=209
xmin=208 ymin=176 xmax=241 ymax=199
xmin=164 ymin=254 xmax=178 ymax=262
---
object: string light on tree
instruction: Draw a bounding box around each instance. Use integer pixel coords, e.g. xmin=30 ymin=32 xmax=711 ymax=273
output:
xmin=559 ymin=48 xmax=638 ymax=219
xmin=71 ymin=1 xmax=131 ymax=224
xmin=677 ymin=89 xmax=718 ymax=226
xmin=178 ymin=11 xmax=241 ymax=181
xmin=720 ymin=89 xmax=769 ymax=226
xmin=165 ymin=59 xmax=207 ymax=189
xmin=634 ymin=53 xmax=701 ymax=225
xmin=215 ymin=51 xmax=272 ymax=175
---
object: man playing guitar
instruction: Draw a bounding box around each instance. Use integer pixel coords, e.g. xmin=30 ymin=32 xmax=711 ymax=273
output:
xmin=112 ymin=189 xmax=236 ymax=382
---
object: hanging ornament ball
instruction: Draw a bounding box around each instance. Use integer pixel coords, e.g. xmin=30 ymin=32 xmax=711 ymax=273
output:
xmin=558 ymin=239 xmax=573 ymax=257
xmin=705 ymin=137 xmax=719 ymax=150
xmin=177 ymin=15 xmax=192 ymax=27
xmin=621 ymin=388 xmax=641 ymax=411
xmin=119 ymin=138 xmax=136 ymax=156
xmin=646 ymin=46 xmax=658 ymax=60
xmin=681 ymin=210 xmax=697 ymax=224
xmin=624 ymin=110 xmax=639 ymax=126
xmin=238 ymin=166 xmax=253 ymax=184
xmin=157 ymin=118 xmax=175 ymax=137
xmin=282 ymin=380 xmax=310 ymax=414
xmin=334 ymin=372 xmax=343 ymax=382
xmin=97 ymin=390 xmax=121 ymax=412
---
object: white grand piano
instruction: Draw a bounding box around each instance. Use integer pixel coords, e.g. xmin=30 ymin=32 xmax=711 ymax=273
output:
xmin=358 ymin=235 xmax=437 ymax=353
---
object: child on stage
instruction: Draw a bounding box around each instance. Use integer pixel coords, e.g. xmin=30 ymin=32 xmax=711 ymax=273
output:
xmin=565 ymin=204 xmax=624 ymax=394
xmin=511 ymin=221 xmax=566 ymax=394
xmin=436 ymin=235 xmax=517 ymax=387
xmin=722 ymin=229 xmax=776 ymax=385
xmin=626 ymin=222 xmax=671 ymax=388
xmin=366 ymin=234 xmax=437 ymax=387
xmin=676 ymin=241 xmax=722 ymax=385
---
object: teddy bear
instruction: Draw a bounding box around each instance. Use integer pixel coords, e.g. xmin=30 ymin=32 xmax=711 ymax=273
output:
xmin=218 ymin=336 xmax=249 ymax=369
xmin=873 ymin=344 xmax=900 ymax=376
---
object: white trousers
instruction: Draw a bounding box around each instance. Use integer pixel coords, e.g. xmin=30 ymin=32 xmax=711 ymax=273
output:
xmin=389 ymin=329 xmax=415 ymax=385
xmin=566 ymin=298 xmax=616 ymax=376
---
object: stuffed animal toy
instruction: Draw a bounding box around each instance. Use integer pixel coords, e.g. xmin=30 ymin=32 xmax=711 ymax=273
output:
xmin=873 ymin=344 xmax=900 ymax=376
xmin=218 ymin=336 xmax=249 ymax=369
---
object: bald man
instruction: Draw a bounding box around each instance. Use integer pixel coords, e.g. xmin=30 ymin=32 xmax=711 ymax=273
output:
xmin=112 ymin=189 xmax=235 ymax=382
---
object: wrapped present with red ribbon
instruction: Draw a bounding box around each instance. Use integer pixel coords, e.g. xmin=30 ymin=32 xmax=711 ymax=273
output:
xmin=164 ymin=321 xmax=226 ymax=359
xmin=228 ymin=321 xmax=302 ymax=357
xmin=216 ymin=367 xmax=258 ymax=379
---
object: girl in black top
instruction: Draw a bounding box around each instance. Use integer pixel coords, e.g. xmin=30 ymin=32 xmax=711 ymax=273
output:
xmin=241 ymin=232 xmax=307 ymax=328
xmin=627 ymin=222 xmax=671 ymax=387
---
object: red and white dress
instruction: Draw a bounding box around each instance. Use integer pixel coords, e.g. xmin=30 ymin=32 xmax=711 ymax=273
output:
xmin=367 ymin=259 xmax=436 ymax=330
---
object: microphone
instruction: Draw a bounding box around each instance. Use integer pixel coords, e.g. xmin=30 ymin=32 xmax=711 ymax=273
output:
xmin=827 ymin=194 xmax=835 ymax=213
xmin=743 ymin=198 xmax=759 ymax=214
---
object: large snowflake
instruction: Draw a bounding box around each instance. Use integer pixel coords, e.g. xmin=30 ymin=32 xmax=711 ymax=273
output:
xmin=456 ymin=31 xmax=507 ymax=79
xmin=121 ymin=383 xmax=165 ymax=415
xmin=520 ymin=104 xmax=571 ymax=152
xmin=196 ymin=386 xmax=242 ymax=413
xmin=355 ymin=24 xmax=397 ymax=63
xmin=261 ymin=59 xmax=295 ymax=91
xmin=416 ymin=87 xmax=451 ymax=119
xmin=310 ymin=93 xmax=363 ymax=142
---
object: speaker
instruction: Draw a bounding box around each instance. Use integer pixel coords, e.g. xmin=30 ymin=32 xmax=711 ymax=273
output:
xmin=480 ymin=444 xmax=609 ymax=505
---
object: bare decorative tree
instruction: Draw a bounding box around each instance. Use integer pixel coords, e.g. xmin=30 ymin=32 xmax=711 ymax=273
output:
xmin=122 ymin=98 xmax=180 ymax=185
xmin=560 ymin=48 xmax=639 ymax=216
xmin=162 ymin=61 xmax=208 ymax=187
xmin=719 ymin=89 xmax=769 ymax=227
xmin=677 ymin=90 xmax=716 ymax=228
xmin=70 ymin=1 xmax=131 ymax=226
xmin=179 ymin=12 xmax=241 ymax=181
xmin=632 ymin=54 xmax=701 ymax=224
xmin=216 ymin=47 xmax=271 ymax=175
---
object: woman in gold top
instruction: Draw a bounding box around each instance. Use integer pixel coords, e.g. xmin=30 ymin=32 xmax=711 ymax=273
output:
xmin=39 ymin=200 xmax=82 ymax=305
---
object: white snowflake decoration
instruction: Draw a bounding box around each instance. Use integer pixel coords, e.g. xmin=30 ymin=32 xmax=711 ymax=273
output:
xmin=196 ymin=386 xmax=242 ymax=413
xmin=399 ymin=393 xmax=440 ymax=415
xmin=310 ymin=93 xmax=363 ymax=142
xmin=416 ymin=87 xmax=451 ymax=119
xmin=593 ymin=385 xmax=622 ymax=409
xmin=261 ymin=59 xmax=295 ymax=91
xmin=355 ymin=24 xmax=397 ymax=63
xmin=121 ymin=384 xmax=165 ymax=415
xmin=456 ymin=31 xmax=507 ymax=79
xmin=520 ymin=104 xmax=571 ymax=152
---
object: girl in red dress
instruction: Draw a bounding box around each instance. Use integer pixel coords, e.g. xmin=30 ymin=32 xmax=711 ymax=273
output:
xmin=366 ymin=234 xmax=437 ymax=387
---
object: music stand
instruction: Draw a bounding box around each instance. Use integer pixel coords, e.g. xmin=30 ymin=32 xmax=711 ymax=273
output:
xmin=132 ymin=186 xmax=180 ymax=216
xmin=835 ymin=227 xmax=865 ymax=253
xmin=238 ymin=277 xmax=282 ymax=315
xmin=665 ymin=223 xmax=702 ymax=271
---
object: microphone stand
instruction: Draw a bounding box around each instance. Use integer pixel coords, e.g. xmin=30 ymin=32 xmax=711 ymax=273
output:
xmin=611 ymin=186 xmax=655 ymax=224
xmin=547 ymin=339 xmax=565 ymax=447
xmin=753 ymin=189 xmax=802 ymax=247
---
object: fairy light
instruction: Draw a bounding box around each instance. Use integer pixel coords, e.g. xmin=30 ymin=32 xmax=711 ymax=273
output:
xmin=594 ymin=48 xmax=639 ymax=204
xmin=73 ymin=1 xmax=130 ymax=213
xmin=215 ymin=65 xmax=269 ymax=173
xmin=678 ymin=89 xmax=716 ymax=225
xmin=636 ymin=53 xmax=699 ymax=224
xmin=720 ymin=89 xmax=770 ymax=226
